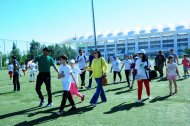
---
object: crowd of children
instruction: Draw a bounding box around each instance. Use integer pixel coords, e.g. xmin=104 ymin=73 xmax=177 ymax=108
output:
xmin=5 ymin=48 xmax=190 ymax=116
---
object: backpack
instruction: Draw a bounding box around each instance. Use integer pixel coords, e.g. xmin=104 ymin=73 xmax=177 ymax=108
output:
xmin=145 ymin=60 xmax=157 ymax=81
xmin=77 ymin=55 xmax=87 ymax=62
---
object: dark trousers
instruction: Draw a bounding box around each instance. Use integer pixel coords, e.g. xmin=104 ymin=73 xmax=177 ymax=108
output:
xmin=13 ymin=74 xmax=20 ymax=91
xmin=80 ymin=69 xmax=86 ymax=86
xmin=157 ymin=64 xmax=164 ymax=77
xmin=35 ymin=72 xmax=52 ymax=104
xmin=125 ymin=70 xmax=131 ymax=85
xmin=88 ymin=71 xmax=93 ymax=88
xmin=60 ymin=91 xmax=75 ymax=111
xmin=113 ymin=71 xmax=122 ymax=82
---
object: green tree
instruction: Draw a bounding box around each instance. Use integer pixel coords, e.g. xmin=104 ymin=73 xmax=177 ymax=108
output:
xmin=10 ymin=42 xmax=21 ymax=62
xmin=184 ymin=48 xmax=190 ymax=55
xmin=29 ymin=40 xmax=41 ymax=59
xmin=0 ymin=52 xmax=8 ymax=67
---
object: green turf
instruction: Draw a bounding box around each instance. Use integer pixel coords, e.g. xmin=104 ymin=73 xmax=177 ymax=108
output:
xmin=0 ymin=60 xmax=190 ymax=126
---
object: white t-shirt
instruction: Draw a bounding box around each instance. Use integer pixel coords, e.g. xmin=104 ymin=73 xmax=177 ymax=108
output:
xmin=71 ymin=67 xmax=81 ymax=84
xmin=112 ymin=60 xmax=121 ymax=72
xmin=135 ymin=59 xmax=151 ymax=79
xmin=59 ymin=64 xmax=72 ymax=91
xmin=29 ymin=63 xmax=36 ymax=70
xmin=122 ymin=59 xmax=132 ymax=70
xmin=167 ymin=62 xmax=177 ymax=76
xmin=76 ymin=55 xmax=88 ymax=69
xmin=22 ymin=64 xmax=26 ymax=70
xmin=8 ymin=64 xmax=13 ymax=72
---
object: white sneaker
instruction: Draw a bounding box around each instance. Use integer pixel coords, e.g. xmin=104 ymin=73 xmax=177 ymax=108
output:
xmin=91 ymin=103 xmax=96 ymax=107
xmin=136 ymin=100 xmax=142 ymax=103
xmin=56 ymin=110 xmax=64 ymax=116
xmin=148 ymin=96 xmax=152 ymax=100
xmin=46 ymin=103 xmax=53 ymax=107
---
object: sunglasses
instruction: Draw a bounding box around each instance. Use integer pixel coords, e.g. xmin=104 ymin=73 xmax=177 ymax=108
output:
xmin=93 ymin=52 xmax=97 ymax=54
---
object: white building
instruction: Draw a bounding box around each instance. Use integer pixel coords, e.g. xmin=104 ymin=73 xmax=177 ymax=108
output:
xmin=66 ymin=23 xmax=190 ymax=60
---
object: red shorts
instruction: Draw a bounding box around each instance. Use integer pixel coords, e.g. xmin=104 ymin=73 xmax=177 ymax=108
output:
xmin=8 ymin=71 xmax=13 ymax=75
xmin=22 ymin=70 xmax=26 ymax=72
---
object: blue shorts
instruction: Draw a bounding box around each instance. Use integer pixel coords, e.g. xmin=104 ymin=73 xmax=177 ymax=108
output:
xmin=183 ymin=66 xmax=189 ymax=72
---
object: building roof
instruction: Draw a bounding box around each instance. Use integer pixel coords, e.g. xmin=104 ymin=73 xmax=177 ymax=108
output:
xmin=75 ymin=23 xmax=190 ymax=42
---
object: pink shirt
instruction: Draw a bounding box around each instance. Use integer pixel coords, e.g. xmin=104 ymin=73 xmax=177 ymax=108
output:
xmin=182 ymin=59 xmax=189 ymax=67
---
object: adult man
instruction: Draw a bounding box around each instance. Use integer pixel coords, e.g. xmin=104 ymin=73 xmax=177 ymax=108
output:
xmin=12 ymin=56 xmax=20 ymax=92
xmin=75 ymin=49 xmax=88 ymax=89
xmin=32 ymin=47 xmax=59 ymax=107
xmin=87 ymin=49 xmax=94 ymax=89
xmin=169 ymin=48 xmax=179 ymax=64
xmin=155 ymin=50 xmax=166 ymax=78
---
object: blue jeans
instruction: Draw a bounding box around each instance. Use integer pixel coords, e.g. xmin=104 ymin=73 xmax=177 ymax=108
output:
xmin=90 ymin=77 xmax=107 ymax=104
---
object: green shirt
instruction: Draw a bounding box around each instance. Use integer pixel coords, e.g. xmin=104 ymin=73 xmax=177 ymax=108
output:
xmin=34 ymin=55 xmax=55 ymax=72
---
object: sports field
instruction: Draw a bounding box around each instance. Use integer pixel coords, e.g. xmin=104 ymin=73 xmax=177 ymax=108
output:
xmin=0 ymin=62 xmax=190 ymax=126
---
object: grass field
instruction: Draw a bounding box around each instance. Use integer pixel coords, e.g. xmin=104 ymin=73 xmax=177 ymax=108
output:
xmin=0 ymin=61 xmax=190 ymax=126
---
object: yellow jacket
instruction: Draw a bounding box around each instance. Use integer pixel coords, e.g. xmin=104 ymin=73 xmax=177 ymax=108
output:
xmin=87 ymin=57 xmax=108 ymax=78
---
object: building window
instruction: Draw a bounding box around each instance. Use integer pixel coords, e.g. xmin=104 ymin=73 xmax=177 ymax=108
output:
xmin=117 ymin=43 xmax=125 ymax=47
xmin=139 ymin=46 xmax=148 ymax=50
xmin=150 ymin=45 xmax=161 ymax=48
xmin=127 ymin=43 xmax=135 ymax=46
xmin=177 ymin=38 xmax=188 ymax=42
xmin=162 ymin=39 xmax=174 ymax=44
xmin=163 ymin=44 xmax=174 ymax=48
xmin=127 ymin=47 xmax=135 ymax=51
xmin=107 ymin=45 xmax=115 ymax=48
xmin=150 ymin=41 xmax=161 ymax=45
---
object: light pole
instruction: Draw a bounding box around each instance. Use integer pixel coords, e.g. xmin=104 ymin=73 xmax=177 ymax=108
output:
xmin=91 ymin=0 xmax=97 ymax=49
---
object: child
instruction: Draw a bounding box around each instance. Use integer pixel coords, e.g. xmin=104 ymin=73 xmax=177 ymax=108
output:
xmin=110 ymin=56 xmax=122 ymax=83
xmin=182 ymin=54 xmax=189 ymax=78
xmin=69 ymin=59 xmax=85 ymax=101
xmin=29 ymin=62 xmax=37 ymax=82
xmin=166 ymin=55 xmax=180 ymax=96
xmin=8 ymin=62 xmax=13 ymax=80
xmin=21 ymin=63 xmax=27 ymax=76
xmin=121 ymin=54 xmax=132 ymax=87
xmin=130 ymin=55 xmax=138 ymax=90
xmin=56 ymin=55 xmax=77 ymax=116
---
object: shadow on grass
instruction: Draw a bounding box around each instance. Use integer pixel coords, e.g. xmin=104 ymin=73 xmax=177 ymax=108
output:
xmin=157 ymin=77 xmax=167 ymax=82
xmin=15 ymin=105 xmax=94 ymax=126
xmin=0 ymin=91 xmax=14 ymax=95
xmin=27 ymin=102 xmax=82 ymax=117
xmin=104 ymin=102 xmax=145 ymax=114
xmin=115 ymin=89 xmax=136 ymax=95
xmin=0 ymin=106 xmax=46 ymax=120
xmin=149 ymin=95 xmax=171 ymax=103
xmin=177 ymin=77 xmax=187 ymax=81
xmin=105 ymin=86 xmax=127 ymax=92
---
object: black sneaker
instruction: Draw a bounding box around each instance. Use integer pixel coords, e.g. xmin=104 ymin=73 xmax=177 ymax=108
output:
xmin=39 ymin=99 xmax=45 ymax=107
xmin=130 ymin=86 xmax=133 ymax=90
xmin=68 ymin=106 xmax=76 ymax=111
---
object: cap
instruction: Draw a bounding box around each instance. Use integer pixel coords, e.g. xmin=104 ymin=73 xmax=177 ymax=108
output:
xmin=168 ymin=55 xmax=174 ymax=58
xmin=11 ymin=55 xmax=16 ymax=59
xmin=43 ymin=47 xmax=52 ymax=52
xmin=170 ymin=48 xmax=174 ymax=51
xmin=158 ymin=50 xmax=162 ymax=53
xmin=125 ymin=53 xmax=129 ymax=56
xmin=70 ymin=59 xmax=75 ymax=64
xmin=138 ymin=49 xmax=146 ymax=54
xmin=89 ymin=48 xmax=93 ymax=52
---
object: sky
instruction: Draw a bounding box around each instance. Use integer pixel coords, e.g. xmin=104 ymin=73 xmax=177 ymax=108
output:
xmin=0 ymin=0 xmax=190 ymax=53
